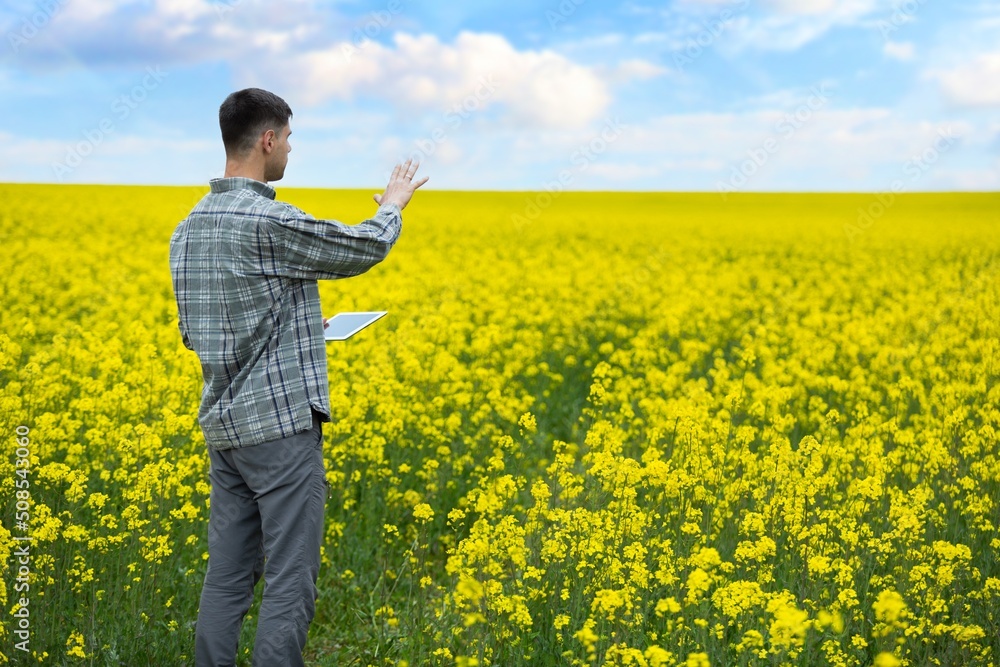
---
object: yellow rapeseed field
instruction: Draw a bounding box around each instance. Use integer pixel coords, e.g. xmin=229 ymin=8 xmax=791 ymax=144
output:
xmin=0 ymin=184 xmax=998 ymax=666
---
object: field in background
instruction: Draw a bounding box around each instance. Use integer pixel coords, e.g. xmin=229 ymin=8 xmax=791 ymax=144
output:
xmin=0 ymin=185 xmax=998 ymax=666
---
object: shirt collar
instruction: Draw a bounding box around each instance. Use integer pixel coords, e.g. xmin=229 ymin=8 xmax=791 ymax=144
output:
xmin=209 ymin=177 xmax=276 ymax=200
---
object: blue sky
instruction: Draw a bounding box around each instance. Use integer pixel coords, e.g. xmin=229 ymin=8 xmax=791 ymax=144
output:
xmin=1 ymin=0 xmax=997 ymax=191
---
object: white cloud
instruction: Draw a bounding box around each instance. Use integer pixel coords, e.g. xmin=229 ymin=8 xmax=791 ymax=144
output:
xmin=586 ymin=162 xmax=667 ymax=182
xmin=149 ymin=0 xmax=216 ymax=23
xmin=0 ymin=131 xmax=217 ymax=184
xmin=759 ymin=0 xmax=886 ymax=17
xmin=665 ymin=0 xmax=895 ymax=53
xmin=0 ymin=132 xmax=70 ymax=170
xmin=598 ymin=58 xmax=673 ymax=84
xmin=729 ymin=2 xmax=889 ymax=52
xmin=364 ymin=103 xmax=980 ymax=191
xmin=925 ymin=53 xmax=1000 ymax=108
xmin=733 ymin=81 xmax=836 ymax=112
xmin=944 ymin=166 xmax=1000 ymax=190
xmin=245 ymin=31 xmax=613 ymax=130
xmin=59 ymin=0 xmax=134 ymax=24
xmin=15 ymin=0 xmax=624 ymax=130
xmin=565 ymin=107 xmax=977 ymax=191
xmin=633 ymin=31 xmax=671 ymax=45
xmin=16 ymin=0 xmax=328 ymax=67
xmin=761 ymin=0 xmax=841 ymax=15
xmin=554 ymin=33 xmax=626 ymax=51
xmin=883 ymin=41 xmax=915 ymax=61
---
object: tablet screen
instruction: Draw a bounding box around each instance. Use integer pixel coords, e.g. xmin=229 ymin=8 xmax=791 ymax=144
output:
xmin=323 ymin=311 xmax=388 ymax=341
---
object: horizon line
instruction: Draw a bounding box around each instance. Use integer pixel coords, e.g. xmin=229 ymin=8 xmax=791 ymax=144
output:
xmin=1 ymin=181 xmax=998 ymax=196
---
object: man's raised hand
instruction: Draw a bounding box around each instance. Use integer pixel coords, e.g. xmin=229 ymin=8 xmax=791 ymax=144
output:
xmin=373 ymin=159 xmax=429 ymax=211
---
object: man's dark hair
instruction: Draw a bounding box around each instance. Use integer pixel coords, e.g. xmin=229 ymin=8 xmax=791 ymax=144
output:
xmin=219 ymin=88 xmax=292 ymax=156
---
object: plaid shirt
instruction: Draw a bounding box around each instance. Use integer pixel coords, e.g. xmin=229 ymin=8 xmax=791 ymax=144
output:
xmin=169 ymin=177 xmax=402 ymax=449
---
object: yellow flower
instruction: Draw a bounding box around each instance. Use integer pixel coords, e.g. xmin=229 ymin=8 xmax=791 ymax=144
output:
xmin=767 ymin=594 xmax=809 ymax=650
xmin=2 ymin=185 xmax=996 ymax=667
xmin=873 ymin=589 xmax=908 ymax=636
xmin=592 ymin=588 xmax=628 ymax=620
xmin=573 ymin=618 xmax=599 ymax=654
xmin=456 ymin=575 xmax=484 ymax=604
xmin=685 ymin=651 xmax=710 ymax=667
xmin=807 ymin=555 xmax=831 ymax=575
xmin=874 ymin=652 xmax=901 ymax=667
xmin=413 ymin=503 xmax=434 ymax=523
xmin=65 ymin=631 xmax=87 ymax=659
xmin=644 ymin=645 xmax=673 ymax=667
xmin=655 ymin=597 xmax=681 ymax=616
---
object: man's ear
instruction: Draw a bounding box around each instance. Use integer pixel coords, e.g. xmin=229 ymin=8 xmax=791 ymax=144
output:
xmin=262 ymin=128 xmax=276 ymax=153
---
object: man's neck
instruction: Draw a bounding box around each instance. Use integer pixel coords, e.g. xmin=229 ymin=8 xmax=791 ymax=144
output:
xmin=224 ymin=160 xmax=266 ymax=183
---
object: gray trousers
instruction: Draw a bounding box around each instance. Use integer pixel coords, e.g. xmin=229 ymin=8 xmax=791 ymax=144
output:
xmin=195 ymin=410 xmax=328 ymax=667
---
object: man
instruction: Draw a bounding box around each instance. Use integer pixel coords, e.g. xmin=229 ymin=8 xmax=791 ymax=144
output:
xmin=168 ymin=87 xmax=427 ymax=666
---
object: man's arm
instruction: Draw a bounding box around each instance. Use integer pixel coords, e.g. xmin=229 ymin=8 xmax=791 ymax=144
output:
xmin=269 ymin=159 xmax=427 ymax=280
xmin=169 ymin=232 xmax=196 ymax=351
xmin=269 ymin=202 xmax=403 ymax=280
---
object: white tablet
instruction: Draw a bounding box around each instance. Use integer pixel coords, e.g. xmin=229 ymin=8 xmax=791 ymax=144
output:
xmin=323 ymin=311 xmax=388 ymax=341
